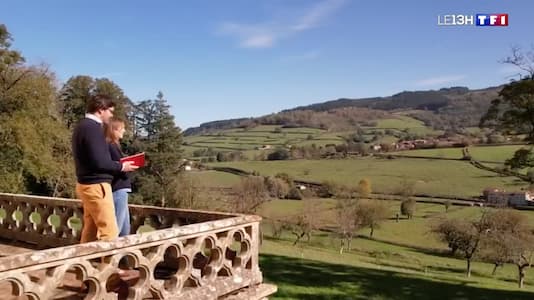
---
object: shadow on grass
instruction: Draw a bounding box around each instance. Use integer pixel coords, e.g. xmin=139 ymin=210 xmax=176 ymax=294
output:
xmin=261 ymin=254 xmax=534 ymax=300
xmin=355 ymin=235 xmax=453 ymax=259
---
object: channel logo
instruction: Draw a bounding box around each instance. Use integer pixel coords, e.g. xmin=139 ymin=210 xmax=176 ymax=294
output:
xmin=476 ymin=14 xmax=508 ymax=26
xmin=437 ymin=14 xmax=508 ymax=26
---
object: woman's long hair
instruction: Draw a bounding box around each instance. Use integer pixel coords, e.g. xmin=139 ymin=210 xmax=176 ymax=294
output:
xmin=104 ymin=117 xmax=125 ymax=145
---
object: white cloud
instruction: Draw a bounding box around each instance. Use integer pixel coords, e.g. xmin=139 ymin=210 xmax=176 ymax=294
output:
xmin=242 ymin=34 xmax=276 ymax=48
xmin=292 ymin=0 xmax=346 ymax=31
xmin=414 ymin=75 xmax=466 ymax=87
xmin=218 ymin=22 xmax=278 ymax=48
xmin=217 ymin=0 xmax=346 ymax=49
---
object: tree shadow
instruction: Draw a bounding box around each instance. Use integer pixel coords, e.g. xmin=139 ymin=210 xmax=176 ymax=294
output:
xmin=355 ymin=235 xmax=452 ymax=259
xmin=261 ymin=254 xmax=534 ymax=300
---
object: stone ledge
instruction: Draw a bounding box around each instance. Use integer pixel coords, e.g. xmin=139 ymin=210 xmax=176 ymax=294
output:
xmin=221 ymin=283 xmax=278 ymax=300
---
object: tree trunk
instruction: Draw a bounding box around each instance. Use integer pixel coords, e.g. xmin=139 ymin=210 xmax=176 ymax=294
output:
xmin=466 ymin=259 xmax=472 ymax=278
xmin=492 ymin=263 xmax=499 ymax=276
xmin=52 ymin=176 xmax=61 ymax=198
xmin=518 ymin=265 xmax=526 ymax=288
xmin=293 ymin=232 xmax=304 ymax=246
xmin=370 ymin=226 xmax=374 ymax=238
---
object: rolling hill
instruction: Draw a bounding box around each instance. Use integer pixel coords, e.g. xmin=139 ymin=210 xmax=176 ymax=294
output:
xmin=184 ymin=85 xmax=502 ymax=136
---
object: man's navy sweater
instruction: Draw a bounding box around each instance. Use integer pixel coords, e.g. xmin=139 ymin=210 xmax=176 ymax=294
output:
xmin=72 ymin=118 xmax=122 ymax=184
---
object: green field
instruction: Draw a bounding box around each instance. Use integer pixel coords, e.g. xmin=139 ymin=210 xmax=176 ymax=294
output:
xmin=209 ymin=158 xmax=527 ymax=198
xmin=258 ymin=200 xmax=534 ymax=299
xmin=260 ymin=199 xmax=534 ymax=246
xmin=293 ymin=138 xmax=344 ymax=147
xmin=188 ymin=161 xmax=531 ymax=300
xmin=183 ymin=125 xmax=342 ymax=159
xmin=391 ymin=145 xmax=526 ymax=164
xmin=183 ymin=118 xmax=444 ymax=159
xmin=392 ymin=148 xmax=465 ymax=159
xmin=261 ymin=239 xmax=534 ymax=300
xmin=375 ymin=116 xmax=427 ymax=129
xmin=373 ymin=116 xmax=441 ymax=136
xmin=469 ymin=145 xmax=528 ymax=162
xmin=182 ymin=124 xmax=534 ymax=298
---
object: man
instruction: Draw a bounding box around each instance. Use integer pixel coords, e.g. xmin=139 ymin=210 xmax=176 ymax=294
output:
xmin=72 ymin=94 xmax=138 ymax=243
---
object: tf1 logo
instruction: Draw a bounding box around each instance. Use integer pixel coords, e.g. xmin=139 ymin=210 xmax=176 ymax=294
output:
xmin=437 ymin=14 xmax=508 ymax=26
xmin=476 ymin=14 xmax=508 ymax=26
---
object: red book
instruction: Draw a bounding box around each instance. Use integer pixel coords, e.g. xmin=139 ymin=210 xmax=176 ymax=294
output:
xmin=120 ymin=152 xmax=145 ymax=167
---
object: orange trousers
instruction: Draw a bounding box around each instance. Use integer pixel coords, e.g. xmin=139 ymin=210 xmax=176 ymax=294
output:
xmin=76 ymin=182 xmax=119 ymax=242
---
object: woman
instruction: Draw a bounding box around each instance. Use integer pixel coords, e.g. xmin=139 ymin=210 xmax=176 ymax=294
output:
xmin=104 ymin=117 xmax=132 ymax=237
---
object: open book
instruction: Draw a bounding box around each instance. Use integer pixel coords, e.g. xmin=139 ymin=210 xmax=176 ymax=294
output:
xmin=120 ymin=152 xmax=145 ymax=167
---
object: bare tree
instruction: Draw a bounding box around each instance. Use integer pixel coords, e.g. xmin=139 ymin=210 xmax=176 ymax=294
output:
xmin=355 ymin=199 xmax=389 ymax=238
xmin=357 ymin=178 xmax=372 ymax=198
xmin=501 ymin=45 xmax=534 ymax=79
xmin=432 ymin=218 xmax=462 ymax=255
xmin=480 ymin=209 xmax=534 ymax=287
xmin=444 ymin=200 xmax=452 ymax=212
xmin=509 ymin=234 xmax=534 ymax=288
xmin=336 ymin=198 xmax=360 ymax=254
xmin=399 ymin=178 xmax=416 ymax=219
xmin=400 ymin=199 xmax=416 ymax=219
xmin=264 ymin=176 xmax=290 ymax=199
xmin=269 ymin=220 xmax=289 ymax=239
xmin=230 ymin=176 xmax=269 ymax=213
xmin=482 ymin=231 xmax=513 ymax=276
xmin=288 ymin=200 xmax=321 ymax=246
xmin=433 ymin=211 xmax=491 ymax=277
xmin=168 ymin=175 xmax=202 ymax=209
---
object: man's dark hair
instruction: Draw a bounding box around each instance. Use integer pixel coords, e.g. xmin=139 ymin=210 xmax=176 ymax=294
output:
xmin=86 ymin=94 xmax=115 ymax=113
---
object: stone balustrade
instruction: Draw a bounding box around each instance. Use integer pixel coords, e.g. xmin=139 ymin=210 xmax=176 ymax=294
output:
xmin=0 ymin=193 xmax=276 ymax=299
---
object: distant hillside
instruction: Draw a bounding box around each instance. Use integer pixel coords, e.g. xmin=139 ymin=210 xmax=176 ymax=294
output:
xmin=184 ymin=85 xmax=502 ymax=136
xmin=184 ymin=118 xmax=252 ymax=136
xmin=286 ymin=87 xmax=473 ymax=112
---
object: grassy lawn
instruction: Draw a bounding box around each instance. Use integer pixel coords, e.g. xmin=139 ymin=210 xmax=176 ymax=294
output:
xmin=375 ymin=116 xmax=427 ymax=129
xmin=259 ymin=200 xmax=534 ymax=299
xmin=390 ymin=145 xmax=526 ymax=163
xmin=209 ymin=158 xmax=528 ymax=198
xmin=259 ymin=199 xmax=534 ymax=249
xmin=392 ymin=148 xmax=465 ymax=159
xmin=261 ymin=239 xmax=534 ymax=300
xmin=469 ymin=145 xmax=527 ymax=162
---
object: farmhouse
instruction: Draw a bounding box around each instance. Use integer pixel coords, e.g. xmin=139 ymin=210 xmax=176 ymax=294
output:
xmin=484 ymin=188 xmax=534 ymax=207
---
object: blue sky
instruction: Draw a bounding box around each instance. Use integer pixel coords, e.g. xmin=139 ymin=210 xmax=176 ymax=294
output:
xmin=2 ymin=0 xmax=533 ymax=129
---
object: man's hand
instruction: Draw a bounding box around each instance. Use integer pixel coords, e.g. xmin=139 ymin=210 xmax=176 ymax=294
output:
xmin=122 ymin=161 xmax=139 ymax=172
